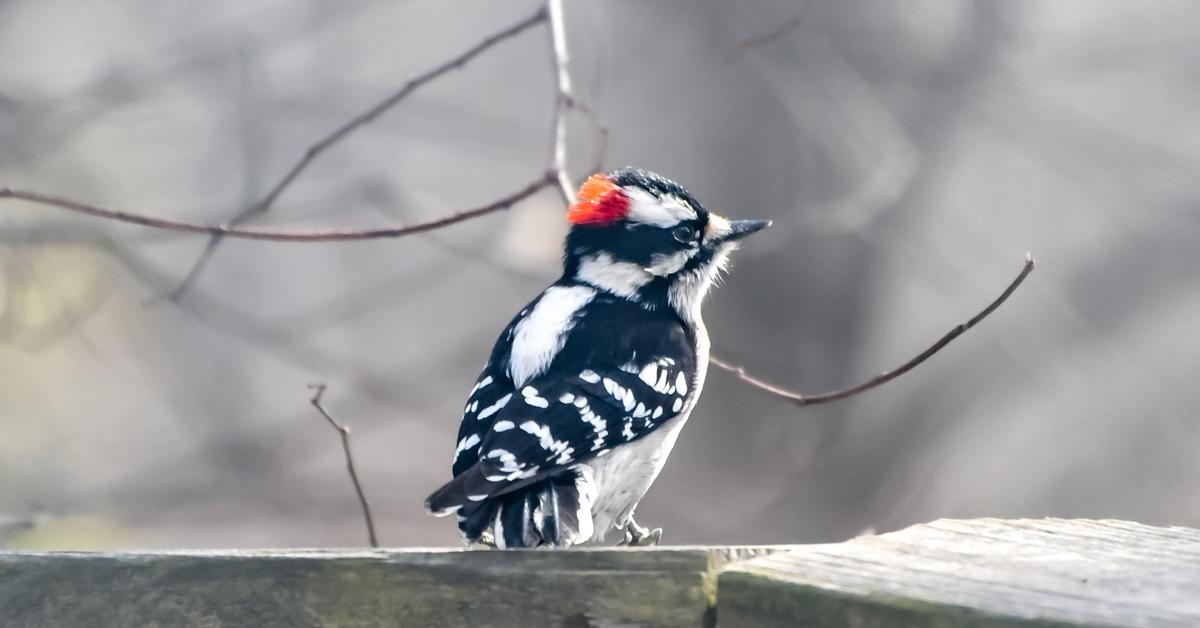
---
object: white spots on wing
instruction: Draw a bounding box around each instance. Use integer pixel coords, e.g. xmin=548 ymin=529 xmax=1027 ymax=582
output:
xmin=559 ymin=392 xmax=575 ymax=404
xmin=576 ymin=395 xmax=607 ymax=448
xmin=602 ymin=377 xmax=619 ymax=396
xmin=654 ymin=370 xmax=670 ymax=393
xmin=622 ymin=420 xmax=635 ymax=440
xmin=485 ymin=448 xmax=522 ymax=474
xmin=519 ymin=421 xmax=575 ymax=465
xmin=632 ymin=402 xmax=649 ymax=419
xmin=675 ymin=372 xmax=688 ymax=396
xmin=464 ymin=400 xmax=479 ymax=414
xmin=576 ymin=252 xmax=651 ymax=300
xmin=468 ymin=494 xmax=489 ymax=502
xmin=672 ymin=397 xmax=684 ymax=412
xmin=619 ymin=362 xmax=639 ymax=375
xmin=509 ymin=285 xmax=596 ymax=386
xmin=522 ymin=385 xmax=549 ymax=408
xmin=477 ymin=393 xmax=513 ymax=420
xmin=639 ymin=363 xmax=658 ymax=387
xmin=573 ymin=396 xmax=588 ymax=408
xmin=492 ymin=420 xmax=515 ymax=432
xmin=652 ymin=406 xmax=664 ymax=419
xmin=469 ymin=375 xmax=493 ymax=395
xmin=580 ymin=369 xmax=601 ymax=384
xmin=621 ymin=388 xmax=636 ymax=412
xmin=453 ymin=433 xmax=481 ymax=462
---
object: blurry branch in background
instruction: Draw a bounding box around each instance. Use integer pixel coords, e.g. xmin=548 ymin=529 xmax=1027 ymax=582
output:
xmin=0 ymin=514 xmax=42 ymax=546
xmin=547 ymin=0 xmax=579 ymax=203
xmin=0 ymin=0 xmax=1029 ymax=418
xmin=0 ymin=0 xmax=598 ymax=258
xmin=726 ymin=1 xmax=819 ymax=63
xmin=308 ymin=384 xmax=379 ymax=548
xmin=165 ymin=5 xmax=552 ymax=300
xmin=710 ymin=254 xmax=1036 ymax=406
xmin=0 ymin=181 xmax=554 ymax=242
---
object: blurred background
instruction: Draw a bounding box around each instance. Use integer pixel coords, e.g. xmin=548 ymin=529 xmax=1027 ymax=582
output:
xmin=2 ymin=0 xmax=1198 ymax=550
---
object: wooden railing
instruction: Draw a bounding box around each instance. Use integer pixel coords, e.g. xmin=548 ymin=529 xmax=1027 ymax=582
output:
xmin=1 ymin=518 xmax=1196 ymax=627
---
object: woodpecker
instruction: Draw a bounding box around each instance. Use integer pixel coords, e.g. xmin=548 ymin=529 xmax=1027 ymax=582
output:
xmin=424 ymin=167 xmax=770 ymax=548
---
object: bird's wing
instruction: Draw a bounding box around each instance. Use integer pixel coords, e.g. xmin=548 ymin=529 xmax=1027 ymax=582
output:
xmin=425 ymin=353 xmax=695 ymax=516
xmin=450 ymin=364 xmax=517 ymax=477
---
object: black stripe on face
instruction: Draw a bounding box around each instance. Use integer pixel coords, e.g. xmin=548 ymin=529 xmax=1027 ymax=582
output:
xmin=566 ymin=215 xmax=707 ymax=269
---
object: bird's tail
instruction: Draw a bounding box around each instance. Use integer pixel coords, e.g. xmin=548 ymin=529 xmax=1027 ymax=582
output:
xmin=437 ymin=467 xmax=596 ymax=548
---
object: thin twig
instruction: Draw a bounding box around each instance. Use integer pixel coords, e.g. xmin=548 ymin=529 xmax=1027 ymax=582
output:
xmin=546 ymin=0 xmax=576 ymax=203
xmin=589 ymin=118 xmax=611 ymax=176
xmin=0 ymin=514 xmax=41 ymax=544
xmin=727 ymin=2 xmax=819 ymax=64
xmin=167 ymin=6 xmax=550 ymax=299
xmin=308 ymin=383 xmax=379 ymax=548
xmin=0 ymin=174 xmax=554 ymax=242
xmin=0 ymin=4 xmax=599 ymax=263
xmin=710 ymin=254 xmax=1036 ymax=406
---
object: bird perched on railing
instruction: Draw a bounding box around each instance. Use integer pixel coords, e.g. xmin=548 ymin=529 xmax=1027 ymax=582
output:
xmin=425 ymin=167 xmax=770 ymax=548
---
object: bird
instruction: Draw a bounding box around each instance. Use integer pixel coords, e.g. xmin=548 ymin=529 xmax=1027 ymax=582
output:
xmin=424 ymin=167 xmax=770 ymax=548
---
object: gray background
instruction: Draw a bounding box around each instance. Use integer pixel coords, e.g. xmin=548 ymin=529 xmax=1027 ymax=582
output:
xmin=1 ymin=0 xmax=1197 ymax=549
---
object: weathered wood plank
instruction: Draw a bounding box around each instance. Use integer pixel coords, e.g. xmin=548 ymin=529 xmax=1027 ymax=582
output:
xmin=0 ymin=545 xmax=785 ymax=628
xmin=718 ymin=518 xmax=1200 ymax=628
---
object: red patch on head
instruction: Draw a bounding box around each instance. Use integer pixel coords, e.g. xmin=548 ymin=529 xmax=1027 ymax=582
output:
xmin=568 ymin=174 xmax=629 ymax=226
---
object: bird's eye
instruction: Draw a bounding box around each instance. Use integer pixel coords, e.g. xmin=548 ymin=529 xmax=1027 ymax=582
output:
xmin=672 ymin=226 xmax=697 ymax=244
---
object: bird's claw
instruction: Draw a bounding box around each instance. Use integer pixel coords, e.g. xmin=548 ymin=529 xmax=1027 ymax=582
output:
xmin=619 ymin=518 xmax=663 ymax=547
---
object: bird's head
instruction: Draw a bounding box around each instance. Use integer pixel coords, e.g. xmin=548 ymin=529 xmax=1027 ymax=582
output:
xmin=562 ymin=167 xmax=770 ymax=320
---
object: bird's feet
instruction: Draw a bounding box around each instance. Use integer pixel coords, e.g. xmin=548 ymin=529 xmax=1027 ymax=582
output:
xmin=619 ymin=517 xmax=663 ymax=547
xmin=474 ymin=531 xmax=498 ymax=549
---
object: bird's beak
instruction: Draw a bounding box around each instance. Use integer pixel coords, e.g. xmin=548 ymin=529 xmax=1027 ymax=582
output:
xmin=707 ymin=217 xmax=772 ymax=246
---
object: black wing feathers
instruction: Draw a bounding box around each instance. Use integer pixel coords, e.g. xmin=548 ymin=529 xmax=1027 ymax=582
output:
xmin=427 ymin=293 xmax=698 ymax=546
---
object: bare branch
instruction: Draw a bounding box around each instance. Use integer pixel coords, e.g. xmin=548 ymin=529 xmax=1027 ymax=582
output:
xmin=727 ymin=2 xmax=819 ymax=63
xmin=546 ymin=0 xmax=576 ymax=203
xmin=0 ymin=174 xmax=554 ymax=242
xmin=168 ymin=6 xmax=551 ymax=298
xmin=0 ymin=513 xmax=41 ymax=544
xmin=308 ymin=383 xmax=379 ymax=548
xmin=588 ymin=117 xmax=611 ymax=175
xmin=0 ymin=4 xmax=599 ymax=270
xmin=710 ymin=254 xmax=1036 ymax=406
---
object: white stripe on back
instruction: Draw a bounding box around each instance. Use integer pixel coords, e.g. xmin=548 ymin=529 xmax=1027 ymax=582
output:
xmin=508 ymin=285 xmax=596 ymax=387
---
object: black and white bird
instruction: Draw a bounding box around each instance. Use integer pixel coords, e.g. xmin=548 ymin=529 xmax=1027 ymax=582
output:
xmin=424 ymin=167 xmax=769 ymax=548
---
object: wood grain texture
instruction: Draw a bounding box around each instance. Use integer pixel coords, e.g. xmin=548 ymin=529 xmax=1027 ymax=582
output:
xmin=718 ymin=518 xmax=1200 ymax=628
xmin=0 ymin=545 xmax=786 ymax=628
